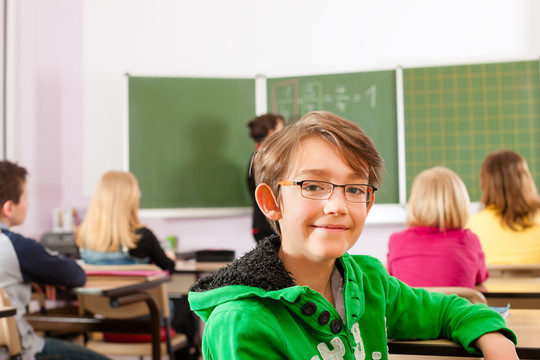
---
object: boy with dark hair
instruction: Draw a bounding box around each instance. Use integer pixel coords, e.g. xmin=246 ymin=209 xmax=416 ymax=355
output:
xmin=0 ymin=160 xmax=109 ymax=360
xmin=189 ymin=111 xmax=518 ymax=359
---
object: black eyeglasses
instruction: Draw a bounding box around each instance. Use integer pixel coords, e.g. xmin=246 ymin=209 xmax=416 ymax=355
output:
xmin=278 ymin=180 xmax=377 ymax=203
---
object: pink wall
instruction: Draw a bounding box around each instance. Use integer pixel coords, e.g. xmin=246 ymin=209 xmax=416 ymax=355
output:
xmin=12 ymin=0 xmax=86 ymax=239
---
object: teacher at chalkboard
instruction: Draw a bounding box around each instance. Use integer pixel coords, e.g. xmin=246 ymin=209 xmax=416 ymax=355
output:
xmin=246 ymin=113 xmax=284 ymax=243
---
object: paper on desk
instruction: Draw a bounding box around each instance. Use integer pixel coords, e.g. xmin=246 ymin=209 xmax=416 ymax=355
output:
xmin=490 ymin=303 xmax=511 ymax=319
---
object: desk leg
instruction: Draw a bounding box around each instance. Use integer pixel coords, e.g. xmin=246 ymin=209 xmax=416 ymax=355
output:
xmin=111 ymin=293 xmax=162 ymax=360
xmin=164 ymin=319 xmax=174 ymax=360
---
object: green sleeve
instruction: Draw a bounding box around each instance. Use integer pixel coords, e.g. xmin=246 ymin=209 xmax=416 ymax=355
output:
xmin=384 ymin=276 xmax=516 ymax=354
xmin=201 ymin=301 xmax=286 ymax=359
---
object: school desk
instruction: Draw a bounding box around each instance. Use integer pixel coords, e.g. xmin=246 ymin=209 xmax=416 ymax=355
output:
xmin=26 ymin=275 xmax=170 ymax=360
xmin=175 ymin=260 xmax=230 ymax=272
xmin=480 ymin=276 xmax=540 ymax=309
xmin=487 ymin=264 xmax=540 ymax=277
xmin=175 ymin=260 xmax=230 ymax=277
xmin=170 ymin=260 xmax=231 ymax=296
xmin=0 ymin=305 xmax=16 ymax=318
xmin=388 ymin=309 xmax=540 ymax=359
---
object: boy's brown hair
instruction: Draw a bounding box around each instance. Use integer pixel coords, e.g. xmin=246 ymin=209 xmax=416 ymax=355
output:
xmin=480 ymin=149 xmax=540 ymax=230
xmin=253 ymin=111 xmax=384 ymax=234
xmin=0 ymin=160 xmax=28 ymax=207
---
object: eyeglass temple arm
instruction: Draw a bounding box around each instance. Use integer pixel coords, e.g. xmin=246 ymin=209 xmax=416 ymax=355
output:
xmin=278 ymin=181 xmax=295 ymax=186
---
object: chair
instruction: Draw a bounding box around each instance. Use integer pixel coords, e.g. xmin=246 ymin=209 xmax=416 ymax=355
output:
xmin=78 ymin=264 xmax=188 ymax=360
xmin=0 ymin=287 xmax=22 ymax=359
xmin=423 ymin=287 xmax=487 ymax=304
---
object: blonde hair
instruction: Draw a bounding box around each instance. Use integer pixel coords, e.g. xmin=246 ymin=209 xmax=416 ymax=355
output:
xmin=407 ymin=166 xmax=470 ymax=231
xmin=75 ymin=170 xmax=143 ymax=252
xmin=253 ymin=111 xmax=384 ymax=234
xmin=479 ymin=150 xmax=540 ymax=230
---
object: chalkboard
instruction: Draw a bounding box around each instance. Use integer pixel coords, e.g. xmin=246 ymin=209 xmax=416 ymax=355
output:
xmin=403 ymin=60 xmax=540 ymax=201
xmin=267 ymin=71 xmax=399 ymax=204
xmin=128 ymin=76 xmax=256 ymax=209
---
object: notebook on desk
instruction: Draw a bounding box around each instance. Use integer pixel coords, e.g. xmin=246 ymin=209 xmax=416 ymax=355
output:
xmin=85 ymin=269 xmax=169 ymax=281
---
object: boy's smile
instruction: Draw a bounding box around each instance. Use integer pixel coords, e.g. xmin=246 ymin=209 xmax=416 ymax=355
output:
xmin=278 ymin=137 xmax=374 ymax=263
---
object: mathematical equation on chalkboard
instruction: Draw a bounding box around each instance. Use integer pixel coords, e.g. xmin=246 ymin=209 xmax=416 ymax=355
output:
xmin=269 ymin=78 xmax=377 ymax=120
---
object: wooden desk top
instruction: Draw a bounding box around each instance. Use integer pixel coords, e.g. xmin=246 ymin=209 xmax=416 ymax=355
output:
xmin=482 ymin=276 xmax=540 ymax=297
xmin=175 ymin=260 xmax=230 ymax=273
xmin=0 ymin=305 xmax=16 ymax=318
xmin=388 ymin=309 xmax=540 ymax=358
xmin=506 ymin=309 xmax=540 ymax=347
xmin=75 ymin=275 xmax=170 ymax=297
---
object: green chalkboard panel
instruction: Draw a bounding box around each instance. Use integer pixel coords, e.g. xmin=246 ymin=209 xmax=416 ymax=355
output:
xmin=267 ymin=71 xmax=398 ymax=204
xmin=404 ymin=60 xmax=540 ymax=201
xmin=129 ymin=77 xmax=256 ymax=208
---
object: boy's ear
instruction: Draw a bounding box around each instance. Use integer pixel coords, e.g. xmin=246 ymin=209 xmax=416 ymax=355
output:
xmin=1 ymin=200 xmax=13 ymax=218
xmin=255 ymin=183 xmax=282 ymax=220
xmin=366 ymin=193 xmax=375 ymax=213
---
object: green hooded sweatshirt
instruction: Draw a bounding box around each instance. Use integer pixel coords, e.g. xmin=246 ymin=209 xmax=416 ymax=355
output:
xmin=189 ymin=236 xmax=515 ymax=360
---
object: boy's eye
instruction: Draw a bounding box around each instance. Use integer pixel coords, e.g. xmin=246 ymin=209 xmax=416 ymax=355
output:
xmin=302 ymin=182 xmax=326 ymax=192
xmin=346 ymin=186 xmax=366 ymax=195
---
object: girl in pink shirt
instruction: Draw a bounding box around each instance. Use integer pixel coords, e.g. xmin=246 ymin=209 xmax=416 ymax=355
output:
xmin=387 ymin=166 xmax=488 ymax=288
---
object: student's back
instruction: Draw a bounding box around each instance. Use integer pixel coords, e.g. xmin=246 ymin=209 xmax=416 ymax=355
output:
xmin=387 ymin=167 xmax=488 ymax=288
xmin=388 ymin=226 xmax=487 ymax=288
xmin=76 ymin=171 xmax=175 ymax=273
xmin=467 ymin=207 xmax=540 ymax=264
xmin=467 ymin=150 xmax=540 ymax=265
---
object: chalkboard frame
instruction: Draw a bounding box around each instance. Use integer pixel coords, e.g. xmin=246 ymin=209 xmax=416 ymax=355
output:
xmin=127 ymin=58 xmax=540 ymax=222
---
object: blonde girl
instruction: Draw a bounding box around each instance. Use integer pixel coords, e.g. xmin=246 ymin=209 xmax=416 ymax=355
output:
xmin=387 ymin=166 xmax=488 ymax=288
xmin=76 ymin=170 xmax=175 ymax=272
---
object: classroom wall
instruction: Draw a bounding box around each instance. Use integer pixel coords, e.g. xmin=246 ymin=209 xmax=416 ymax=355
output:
xmin=8 ymin=0 xmax=540 ymax=261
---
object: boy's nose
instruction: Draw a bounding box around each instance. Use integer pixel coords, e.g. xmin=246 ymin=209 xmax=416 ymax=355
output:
xmin=324 ymin=187 xmax=349 ymax=215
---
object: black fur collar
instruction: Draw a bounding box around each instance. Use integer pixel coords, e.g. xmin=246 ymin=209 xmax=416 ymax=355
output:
xmin=189 ymin=235 xmax=296 ymax=292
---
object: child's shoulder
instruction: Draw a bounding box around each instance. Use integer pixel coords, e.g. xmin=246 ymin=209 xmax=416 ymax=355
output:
xmin=389 ymin=226 xmax=425 ymax=240
xmin=1 ymin=229 xmax=61 ymax=261
xmin=1 ymin=229 xmax=36 ymax=246
xmin=344 ymin=252 xmax=383 ymax=264
xmin=469 ymin=206 xmax=498 ymax=221
xmin=342 ymin=253 xmax=387 ymax=275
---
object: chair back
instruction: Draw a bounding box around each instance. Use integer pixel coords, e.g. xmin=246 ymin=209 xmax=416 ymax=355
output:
xmin=0 ymin=287 xmax=22 ymax=357
xmin=78 ymin=264 xmax=170 ymax=319
xmin=79 ymin=264 xmax=189 ymax=359
xmin=423 ymin=286 xmax=487 ymax=304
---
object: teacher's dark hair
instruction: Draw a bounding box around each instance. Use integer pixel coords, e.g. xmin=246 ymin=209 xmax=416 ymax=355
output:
xmin=247 ymin=113 xmax=284 ymax=142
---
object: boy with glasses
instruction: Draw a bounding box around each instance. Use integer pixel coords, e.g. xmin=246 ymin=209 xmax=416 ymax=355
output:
xmin=189 ymin=111 xmax=517 ymax=359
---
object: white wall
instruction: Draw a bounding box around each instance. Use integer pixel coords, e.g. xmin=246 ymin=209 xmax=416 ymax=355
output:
xmin=9 ymin=0 xmax=540 ymax=261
